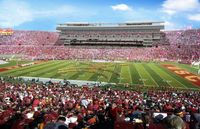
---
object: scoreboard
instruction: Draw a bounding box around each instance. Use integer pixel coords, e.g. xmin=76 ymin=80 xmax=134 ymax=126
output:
xmin=0 ymin=28 xmax=14 ymax=35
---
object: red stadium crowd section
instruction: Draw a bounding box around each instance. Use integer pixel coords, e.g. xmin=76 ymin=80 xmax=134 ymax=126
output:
xmin=0 ymin=29 xmax=200 ymax=63
xmin=165 ymin=29 xmax=200 ymax=45
xmin=0 ymin=45 xmax=199 ymax=63
xmin=0 ymin=77 xmax=200 ymax=129
xmin=0 ymin=30 xmax=200 ymax=129
xmin=0 ymin=29 xmax=200 ymax=46
xmin=0 ymin=30 xmax=59 ymax=45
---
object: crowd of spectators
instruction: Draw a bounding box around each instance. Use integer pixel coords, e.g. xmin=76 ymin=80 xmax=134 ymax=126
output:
xmin=0 ymin=31 xmax=59 ymax=46
xmin=0 ymin=77 xmax=200 ymax=129
xmin=0 ymin=29 xmax=200 ymax=129
xmin=165 ymin=29 xmax=200 ymax=45
xmin=0 ymin=45 xmax=199 ymax=63
xmin=0 ymin=29 xmax=199 ymax=62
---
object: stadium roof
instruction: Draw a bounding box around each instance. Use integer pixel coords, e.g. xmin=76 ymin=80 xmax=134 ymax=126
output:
xmin=57 ymin=22 xmax=164 ymax=27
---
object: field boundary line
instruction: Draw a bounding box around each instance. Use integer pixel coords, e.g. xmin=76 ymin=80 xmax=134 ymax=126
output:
xmin=128 ymin=64 xmax=133 ymax=84
xmin=162 ymin=64 xmax=200 ymax=88
xmin=134 ymin=64 xmax=145 ymax=86
xmin=158 ymin=65 xmax=187 ymax=88
xmin=141 ymin=64 xmax=159 ymax=87
xmin=150 ymin=64 xmax=174 ymax=87
xmin=148 ymin=64 xmax=173 ymax=87
xmin=9 ymin=61 xmax=59 ymax=77
xmin=127 ymin=65 xmax=132 ymax=84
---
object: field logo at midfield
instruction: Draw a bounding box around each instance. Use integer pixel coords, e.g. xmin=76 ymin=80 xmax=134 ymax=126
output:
xmin=162 ymin=64 xmax=200 ymax=87
xmin=58 ymin=62 xmax=121 ymax=80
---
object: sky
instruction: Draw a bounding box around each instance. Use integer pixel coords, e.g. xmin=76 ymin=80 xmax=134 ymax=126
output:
xmin=0 ymin=0 xmax=200 ymax=31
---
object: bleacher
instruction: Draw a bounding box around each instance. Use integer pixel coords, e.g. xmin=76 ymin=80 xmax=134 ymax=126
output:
xmin=56 ymin=22 xmax=165 ymax=47
xmin=0 ymin=30 xmax=59 ymax=46
xmin=0 ymin=28 xmax=199 ymax=63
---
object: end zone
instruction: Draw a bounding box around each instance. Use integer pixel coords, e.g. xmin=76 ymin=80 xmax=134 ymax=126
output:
xmin=162 ymin=64 xmax=200 ymax=87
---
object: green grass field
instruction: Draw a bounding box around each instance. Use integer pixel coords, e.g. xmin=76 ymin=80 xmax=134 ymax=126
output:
xmin=0 ymin=60 xmax=199 ymax=89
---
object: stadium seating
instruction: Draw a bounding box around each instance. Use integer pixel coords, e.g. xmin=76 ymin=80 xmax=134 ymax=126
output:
xmin=0 ymin=45 xmax=199 ymax=63
xmin=0 ymin=29 xmax=199 ymax=62
xmin=165 ymin=29 xmax=200 ymax=45
xmin=0 ymin=29 xmax=200 ymax=128
xmin=0 ymin=30 xmax=59 ymax=45
xmin=0 ymin=77 xmax=199 ymax=129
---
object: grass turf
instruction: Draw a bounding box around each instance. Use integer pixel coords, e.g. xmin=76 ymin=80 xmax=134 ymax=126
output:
xmin=0 ymin=60 xmax=199 ymax=90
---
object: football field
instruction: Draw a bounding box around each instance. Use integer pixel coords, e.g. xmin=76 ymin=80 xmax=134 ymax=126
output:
xmin=0 ymin=60 xmax=199 ymax=89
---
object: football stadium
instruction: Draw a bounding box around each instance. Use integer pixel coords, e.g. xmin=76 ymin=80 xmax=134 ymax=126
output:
xmin=0 ymin=0 xmax=200 ymax=129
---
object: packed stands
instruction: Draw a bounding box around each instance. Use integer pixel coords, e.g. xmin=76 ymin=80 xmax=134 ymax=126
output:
xmin=0 ymin=77 xmax=200 ymax=129
xmin=0 ymin=45 xmax=199 ymax=63
xmin=165 ymin=29 xmax=200 ymax=45
xmin=0 ymin=29 xmax=200 ymax=129
xmin=0 ymin=29 xmax=200 ymax=63
xmin=0 ymin=31 xmax=59 ymax=45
